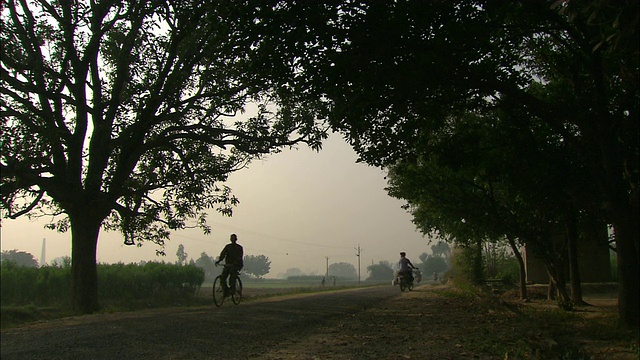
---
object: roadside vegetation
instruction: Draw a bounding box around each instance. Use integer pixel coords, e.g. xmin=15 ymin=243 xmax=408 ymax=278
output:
xmin=0 ymin=259 xmax=378 ymax=330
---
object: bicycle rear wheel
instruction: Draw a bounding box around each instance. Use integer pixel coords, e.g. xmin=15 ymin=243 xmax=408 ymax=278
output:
xmin=231 ymin=277 xmax=243 ymax=305
xmin=213 ymin=276 xmax=225 ymax=307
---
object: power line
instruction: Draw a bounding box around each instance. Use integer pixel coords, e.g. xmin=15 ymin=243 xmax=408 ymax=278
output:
xmin=208 ymin=222 xmax=353 ymax=250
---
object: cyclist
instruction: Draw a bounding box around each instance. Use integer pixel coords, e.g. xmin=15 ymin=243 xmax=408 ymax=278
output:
xmin=215 ymin=234 xmax=244 ymax=296
xmin=398 ymin=251 xmax=417 ymax=285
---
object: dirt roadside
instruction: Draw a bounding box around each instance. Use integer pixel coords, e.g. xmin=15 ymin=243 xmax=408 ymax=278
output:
xmin=1 ymin=284 xmax=637 ymax=359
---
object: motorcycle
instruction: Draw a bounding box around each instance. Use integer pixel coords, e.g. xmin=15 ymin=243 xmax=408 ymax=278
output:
xmin=393 ymin=268 xmax=417 ymax=292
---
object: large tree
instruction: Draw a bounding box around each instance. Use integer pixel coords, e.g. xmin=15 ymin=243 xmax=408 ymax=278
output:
xmin=293 ymin=1 xmax=638 ymax=328
xmin=242 ymin=254 xmax=271 ymax=278
xmin=0 ymin=1 xmax=327 ymax=313
xmin=0 ymin=249 xmax=39 ymax=267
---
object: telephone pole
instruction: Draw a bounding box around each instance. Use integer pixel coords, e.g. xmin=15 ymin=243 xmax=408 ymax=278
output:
xmin=355 ymin=245 xmax=363 ymax=284
xmin=325 ymin=256 xmax=329 ymax=278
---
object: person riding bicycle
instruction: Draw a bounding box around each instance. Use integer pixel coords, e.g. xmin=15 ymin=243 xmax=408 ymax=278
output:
xmin=215 ymin=234 xmax=243 ymax=296
xmin=398 ymin=252 xmax=417 ymax=284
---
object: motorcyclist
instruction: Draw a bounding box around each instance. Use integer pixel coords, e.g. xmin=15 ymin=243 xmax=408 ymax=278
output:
xmin=398 ymin=252 xmax=417 ymax=284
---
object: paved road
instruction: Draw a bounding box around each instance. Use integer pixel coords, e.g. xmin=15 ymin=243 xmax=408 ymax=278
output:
xmin=1 ymin=285 xmax=401 ymax=359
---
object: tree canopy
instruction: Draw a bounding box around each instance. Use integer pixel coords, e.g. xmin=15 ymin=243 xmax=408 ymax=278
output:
xmin=0 ymin=0 xmax=329 ymax=313
xmin=295 ymin=0 xmax=638 ymax=328
xmin=328 ymin=262 xmax=357 ymax=279
xmin=243 ymin=254 xmax=271 ymax=278
xmin=0 ymin=250 xmax=38 ymax=267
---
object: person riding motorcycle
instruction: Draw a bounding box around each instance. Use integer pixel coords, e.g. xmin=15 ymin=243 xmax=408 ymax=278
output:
xmin=398 ymin=252 xmax=417 ymax=285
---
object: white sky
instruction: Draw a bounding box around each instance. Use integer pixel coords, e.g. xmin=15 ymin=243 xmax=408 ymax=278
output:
xmin=0 ymin=133 xmax=432 ymax=278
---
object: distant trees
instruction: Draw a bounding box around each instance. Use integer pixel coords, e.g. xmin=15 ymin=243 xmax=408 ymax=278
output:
xmin=417 ymin=253 xmax=448 ymax=279
xmin=329 ymin=262 xmax=357 ymax=279
xmin=366 ymin=261 xmax=393 ymax=281
xmin=0 ymin=250 xmax=38 ymax=267
xmin=431 ymin=243 xmax=451 ymax=259
xmin=194 ymin=252 xmax=219 ymax=283
xmin=281 ymin=268 xmax=304 ymax=278
xmin=193 ymin=251 xmax=271 ymax=280
xmin=176 ymin=245 xmax=188 ymax=266
xmin=243 ymin=255 xmax=271 ymax=278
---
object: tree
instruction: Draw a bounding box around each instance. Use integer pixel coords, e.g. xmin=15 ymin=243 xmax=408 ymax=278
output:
xmin=242 ymin=254 xmax=271 ymax=278
xmin=431 ymin=242 xmax=451 ymax=258
xmin=176 ymin=244 xmax=188 ymax=266
xmin=194 ymin=252 xmax=218 ymax=283
xmin=366 ymin=261 xmax=393 ymax=281
xmin=0 ymin=249 xmax=38 ymax=267
xmin=328 ymin=262 xmax=357 ymax=279
xmin=0 ymin=1 xmax=327 ymax=313
xmin=419 ymin=255 xmax=448 ymax=278
xmin=282 ymin=268 xmax=303 ymax=278
xmin=291 ymin=1 xmax=637 ymax=327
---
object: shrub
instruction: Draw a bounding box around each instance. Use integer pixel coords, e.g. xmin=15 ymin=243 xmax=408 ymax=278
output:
xmin=1 ymin=261 xmax=204 ymax=309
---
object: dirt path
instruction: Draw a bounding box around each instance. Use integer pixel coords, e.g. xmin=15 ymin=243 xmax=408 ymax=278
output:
xmin=1 ymin=284 xmax=636 ymax=359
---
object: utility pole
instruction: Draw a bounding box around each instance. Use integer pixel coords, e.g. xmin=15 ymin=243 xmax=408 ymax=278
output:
xmin=325 ymin=256 xmax=329 ymax=279
xmin=355 ymin=245 xmax=363 ymax=285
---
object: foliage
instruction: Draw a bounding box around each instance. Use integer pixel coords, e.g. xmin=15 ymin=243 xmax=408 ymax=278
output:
xmin=281 ymin=268 xmax=304 ymax=278
xmin=176 ymin=245 xmax=188 ymax=266
xmin=366 ymin=261 xmax=393 ymax=281
xmin=417 ymin=254 xmax=449 ymax=278
xmin=291 ymin=0 xmax=638 ymax=324
xmin=484 ymin=242 xmax=520 ymax=285
xmin=243 ymin=254 xmax=271 ymax=279
xmin=1 ymin=261 xmax=203 ymax=308
xmin=0 ymin=250 xmax=38 ymax=268
xmin=328 ymin=262 xmax=357 ymax=279
xmin=0 ymin=1 xmax=328 ymax=313
xmin=431 ymin=242 xmax=451 ymax=258
xmin=194 ymin=252 xmax=220 ymax=283
xmin=450 ymin=244 xmax=485 ymax=287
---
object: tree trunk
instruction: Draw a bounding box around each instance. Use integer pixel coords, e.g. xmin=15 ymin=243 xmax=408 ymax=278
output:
xmin=565 ymin=209 xmax=586 ymax=305
xmin=506 ymin=234 xmax=528 ymax=301
xmin=473 ymin=238 xmax=484 ymax=286
xmin=547 ymin=277 xmax=556 ymax=300
xmin=611 ymin=203 xmax=640 ymax=329
xmin=597 ymin=131 xmax=639 ymax=328
xmin=546 ymin=263 xmax=571 ymax=306
xmin=69 ymin=211 xmax=102 ymax=314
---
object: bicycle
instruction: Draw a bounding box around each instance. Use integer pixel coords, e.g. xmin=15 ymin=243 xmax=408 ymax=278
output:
xmin=213 ymin=263 xmax=243 ymax=307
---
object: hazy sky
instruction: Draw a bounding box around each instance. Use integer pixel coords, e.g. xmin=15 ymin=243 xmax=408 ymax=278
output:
xmin=0 ymin=133 xmax=432 ymax=278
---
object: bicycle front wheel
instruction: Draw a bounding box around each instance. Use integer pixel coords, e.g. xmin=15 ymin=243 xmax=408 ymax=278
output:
xmin=213 ymin=276 xmax=225 ymax=307
xmin=231 ymin=277 xmax=243 ymax=305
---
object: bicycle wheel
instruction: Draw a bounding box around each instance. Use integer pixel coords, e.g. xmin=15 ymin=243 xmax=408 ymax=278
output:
xmin=231 ymin=277 xmax=243 ymax=305
xmin=213 ymin=276 xmax=225 ymax=307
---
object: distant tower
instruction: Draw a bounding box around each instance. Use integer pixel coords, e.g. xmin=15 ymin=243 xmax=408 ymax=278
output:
xmin=40 ymin=238 xmax=46 ymax=267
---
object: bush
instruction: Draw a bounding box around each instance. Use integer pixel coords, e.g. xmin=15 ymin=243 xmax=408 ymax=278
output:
xmin=1 ymin=261 xmax=204 ymax=309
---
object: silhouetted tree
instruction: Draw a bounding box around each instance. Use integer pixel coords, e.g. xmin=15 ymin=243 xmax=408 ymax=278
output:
xmin=366 ymin=261 xmax=393 ymax=281
xmin=1 ymin=1 xmax=327 ymax=313
xmin=0 ymin=250 xmax=38 ymax=267
xmin=329 ymin=262 xmax=357 ymax=279
xmin=176 ymin=245 xmax=188 ymax=266
xmin=243 ymin=254 xmax=271 ymax=278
